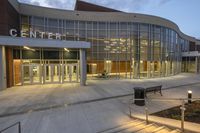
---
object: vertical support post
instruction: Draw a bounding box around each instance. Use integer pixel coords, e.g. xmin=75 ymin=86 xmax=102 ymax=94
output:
xmin=129 ymin=100 xmax=132 ymax=117
xmin=195 ymin=56 xmax=198 ymax=73
xmin=145 ymin=99 xmax=149 ymax=124
xmin=147 ymin=61 xmax=151 ymax=78
xmin=180 ymin=100 xmax=186 ymax=132
xmin=18 ymin=122 xmax=21 ymax=133
xmin=80 ymin=49 xmax=86 ymax=86
xmin=145 ymin=107 xmax=149 ymax=124
xmin=0 ymin=46 xmax=7 ymax=90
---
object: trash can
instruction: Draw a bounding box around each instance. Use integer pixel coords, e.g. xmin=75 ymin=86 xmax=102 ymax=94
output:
xmin=134 ymin=87 xmax=145 ymax=106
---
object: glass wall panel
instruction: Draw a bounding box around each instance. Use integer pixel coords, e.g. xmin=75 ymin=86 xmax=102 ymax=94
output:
xmin=19 ymin=15 xmax=184 ymax=79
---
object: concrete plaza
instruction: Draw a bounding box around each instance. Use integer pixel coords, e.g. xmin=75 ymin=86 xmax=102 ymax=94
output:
xmin=0 ymin=73 xmax=200 ymax=132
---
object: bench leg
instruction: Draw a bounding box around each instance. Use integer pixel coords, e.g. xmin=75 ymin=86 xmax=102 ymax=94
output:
xmin=160 ymin=89 xmax=163 ymax=96
xmin=145 ymin=92 xmax=147 ymax=98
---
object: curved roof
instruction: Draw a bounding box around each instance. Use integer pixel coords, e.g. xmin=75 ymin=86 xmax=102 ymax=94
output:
xmin=9 ymin=0 xmax=199 ymax=44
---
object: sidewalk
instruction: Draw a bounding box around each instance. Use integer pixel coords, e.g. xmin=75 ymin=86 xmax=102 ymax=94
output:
xmin=0 ymin=76 xmax=200 ymax=132
xmin=0 ymin=73 xmax=200 ymax=117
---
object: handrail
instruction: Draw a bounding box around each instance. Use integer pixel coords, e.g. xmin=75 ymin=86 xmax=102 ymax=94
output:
xmin=129 ymin=97 xmax=200 ymax=133
xmin=0 ymin=122 xmax=21 ymax=133
xmin=130 ymin=97 xmax=200 ymax=101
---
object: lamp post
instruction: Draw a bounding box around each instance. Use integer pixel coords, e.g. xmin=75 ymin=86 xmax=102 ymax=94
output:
xmin=188 ymin=90 xmax=192 ymax=104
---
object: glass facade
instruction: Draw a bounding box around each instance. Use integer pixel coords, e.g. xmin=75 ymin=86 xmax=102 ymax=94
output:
xmin=19 ymin=15 xmax=189 ymax=79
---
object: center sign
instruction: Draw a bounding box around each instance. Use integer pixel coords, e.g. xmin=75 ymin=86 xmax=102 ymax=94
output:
xmin=9 ymin=29 xmax=65 ymax=40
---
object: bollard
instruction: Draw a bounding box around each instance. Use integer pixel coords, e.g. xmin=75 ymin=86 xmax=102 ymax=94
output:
xmin=188 ymin=90 xmax=192 ymax=104
xmin=145 ymin=99 xmax=149 ymax=124
xmin=145 ymin=107 xmax=149 ymax=124
xmin=180 ymin=100 xmax=186 ymax=132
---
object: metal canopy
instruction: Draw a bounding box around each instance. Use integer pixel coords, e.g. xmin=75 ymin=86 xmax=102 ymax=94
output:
xmin=0 ymin=36 xmax=90 ymax=49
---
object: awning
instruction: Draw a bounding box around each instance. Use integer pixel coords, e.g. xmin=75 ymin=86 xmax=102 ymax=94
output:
xmin=0 ymin=36 xmax=90 ymax=49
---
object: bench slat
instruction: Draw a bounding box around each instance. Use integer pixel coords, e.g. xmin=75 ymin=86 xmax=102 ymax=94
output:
xmin=145 ymin=85 xmax=162 ymax=97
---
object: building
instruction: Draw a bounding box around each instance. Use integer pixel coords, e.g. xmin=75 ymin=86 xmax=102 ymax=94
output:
xmin=0 ymin=0 xmax=199 ymax=90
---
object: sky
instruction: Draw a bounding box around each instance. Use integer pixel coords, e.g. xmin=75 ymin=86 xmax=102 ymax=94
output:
xmin=18 ymin=0 xmax=200 ymax=39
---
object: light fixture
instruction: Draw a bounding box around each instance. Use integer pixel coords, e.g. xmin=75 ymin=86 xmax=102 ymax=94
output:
xmin=106 ymin=60 xmax=111 ymax=63
xmin=23 ymin=46 xmax=35 ymax=51
xmin=23 ymin=46 xmax=30 ymax=50
xmin=106 ymin=46 xmax=111 ymax=48
xmin=104 ymin=40 xmax=109 ymax=43
xmin=64 ymin=48 xmax=70 ymax=52
xmin=92 ymin=63 xmax=97 ymax=66
xmin=112 ymin=41 xmax=117 ymax=44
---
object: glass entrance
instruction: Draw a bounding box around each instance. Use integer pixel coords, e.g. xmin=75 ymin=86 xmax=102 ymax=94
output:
xmin=22 ymin=65 xmax=31 ymax=84
xmin=22 ymin=64 xmax=41 ymax=85
xmin=44 ymin=64 xmax=61 ymax=83
xmin=22 ymin=63 xmax=78 ymax=85
xmin=62 ymin=64 xmax=78 ymax=82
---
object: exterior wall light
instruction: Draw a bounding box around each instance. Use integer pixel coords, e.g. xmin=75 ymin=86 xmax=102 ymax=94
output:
xmin=188 ymin=90 xmax=192 ymax=104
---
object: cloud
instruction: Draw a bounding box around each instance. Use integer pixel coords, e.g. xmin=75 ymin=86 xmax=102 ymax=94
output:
xmin=158 ymin=0 xmax=172 ymax=6
xmin=31 ymin=1 xmax=40 ymax=6
xmin=44 ymin=0 xmax=75 ymax=10
xmin=18 ymin=0 xmax=150 ymax=12
xmin=18 ymin=0 xmax=172 ymax=12
xmin=18 ymin=0 xmax=75 ymax=9
xmin=83 ymin=0 xmax=149 ymax=12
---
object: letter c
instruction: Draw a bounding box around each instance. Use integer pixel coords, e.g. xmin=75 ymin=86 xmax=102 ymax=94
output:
xmin=9 ymin=29 xmax=17 ymax=37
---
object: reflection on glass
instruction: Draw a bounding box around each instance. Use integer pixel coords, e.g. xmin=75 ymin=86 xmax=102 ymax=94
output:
xmin=23 ymin=66 xmax=31 ymax=84
xmin=45 ymin=65 xmax=51 ymax=83
xmin=20 ymin=15 xmax=185 ymax=79
xmin=63 ymin=64 xmax=78 ymax=82
xmin=52 ymin=65 xmax=60 ymax=82
xmin=32 ymin=66 xmax=40 ymax=83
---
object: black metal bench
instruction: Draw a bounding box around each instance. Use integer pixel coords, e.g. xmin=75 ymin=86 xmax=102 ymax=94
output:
xmin=145 ymin=85 xmax=162 ymax=97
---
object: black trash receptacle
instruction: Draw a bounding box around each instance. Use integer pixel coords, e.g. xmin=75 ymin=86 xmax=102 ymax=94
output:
xmin=134 ymin=87 xmax=145 ymax=106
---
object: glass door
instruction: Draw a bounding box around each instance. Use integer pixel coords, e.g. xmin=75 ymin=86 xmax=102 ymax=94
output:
xmin=32 ymin=65 xmax=41 ymax=84
xmin=22 ymin=64 xmax=41 ymax=85
xmin=71 ymin=64 xmax=78 ymax=82
xmin=22 ymin=65 xmax=31 ymax=84
xmin=44 ymin=65 xmax=51 ymax=83
xmin=62 ymin=64 xmax=78 ymax=82
xmin=52 ymin=65 xmax=60 ymax=82
xmin=44 ymin=64 xmax=61 ymax=83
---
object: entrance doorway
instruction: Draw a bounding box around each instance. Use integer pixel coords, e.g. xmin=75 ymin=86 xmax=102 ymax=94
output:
xmin=19 ymin=63 xmax=79 ymax=85
xmin=22 ymin=64 xmax=41 ymax=85
xmin=62 ymin=64 xmax=79 ymax=82
xmin=44 ymin=64 xmax=61 ymax=83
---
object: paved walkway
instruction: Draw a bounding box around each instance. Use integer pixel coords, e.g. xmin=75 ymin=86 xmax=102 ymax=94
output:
xmin=0 ymin=73 xmax=200 ymax=117
xmin=0 ymin=82 xmax=200 ymax=132
xmin=0 ymin=73 xmax=200 ymax=132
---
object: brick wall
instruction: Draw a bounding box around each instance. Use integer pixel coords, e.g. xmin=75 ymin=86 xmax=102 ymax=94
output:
xmin=0 ymin=0 xmax=19 ymax=36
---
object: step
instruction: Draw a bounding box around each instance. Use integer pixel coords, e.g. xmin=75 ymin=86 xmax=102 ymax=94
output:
xmin=169 ymin=129 xmax=182 ymax=133
xmin=114 ymin=121 xmax=146 ymax=133
xmin=154 ymin=127 xmax=171 ymax=133
xmin=151 ymin=126 xmax=166 ymax=133
xmin=120 ymin=123 xmax=155 ymax=133
xmin=136 ymin=123 xmax=160 ymax=133
xmin=99 ymin=119 xmax=144 ymax=133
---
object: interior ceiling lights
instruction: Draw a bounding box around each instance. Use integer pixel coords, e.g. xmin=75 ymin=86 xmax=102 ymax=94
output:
xmin=23 ymin=46 xmax=35 ymax=51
